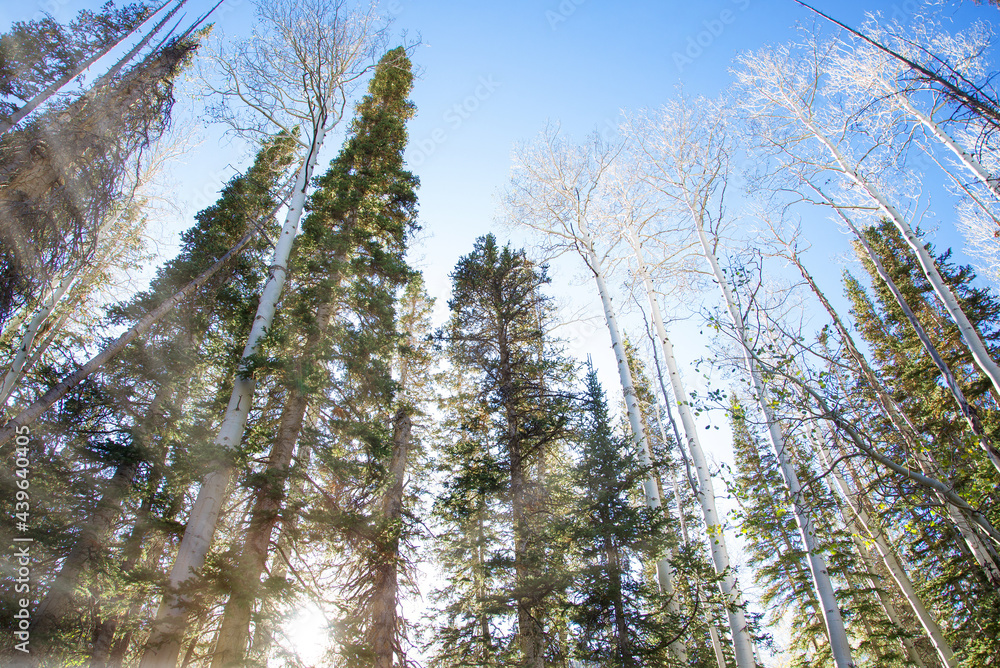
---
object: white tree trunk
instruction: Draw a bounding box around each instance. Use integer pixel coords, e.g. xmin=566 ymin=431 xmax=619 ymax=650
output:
xmin=0 ymin=270 xmax=79 ymax=410
xmin=650 ymin=399 xmax=690 ymax=664
xmin=572 ymin=218 xmax=683 ymax=645
xmin=0 ymin=0 xmax=176 ymax=135
xmin=799 ymin=112 xmax=1000 ymax=401
xmin=812 ymin=427 xmax=957 ymax=668
xmin=848 ymin=527 xmax=927 ymax=668
xmin=625 ymin=230 xmax=756 ymax=668
xmin=793 ymin=248 xmax=1000 ymax=581
xmin=708 ymin=624 xmax=727 ymax=668
xmin=139 ymin=132 xmax=325 ymax=668
xmin=822 ymin=193 xmax=1000 ymax=474
xmin=893 ymin=91 xmax=1000 ymax=199
xmin=0 ymin=195 xmax=128 ymax=411
xmin=656 ymin=352 xmax=730 ymax=668
xmin=689 ymin=220 xmax=856 ymax=668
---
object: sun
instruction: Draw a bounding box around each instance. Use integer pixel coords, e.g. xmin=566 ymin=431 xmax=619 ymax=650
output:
xmin=279 ymin=601 xmax=331 ymax=666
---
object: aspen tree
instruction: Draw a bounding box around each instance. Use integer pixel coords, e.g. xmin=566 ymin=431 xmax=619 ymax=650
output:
xmin=504 ymin=127 xmax=755 ymax=668
xmin=630 ymin=100 xmax=855 ymax=668
xmin=735 ymin=38 xmax=1000 ymax=408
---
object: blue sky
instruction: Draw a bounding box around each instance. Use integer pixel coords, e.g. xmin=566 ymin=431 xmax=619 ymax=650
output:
xmin=4 ymin=0 xmax=990 ymax=322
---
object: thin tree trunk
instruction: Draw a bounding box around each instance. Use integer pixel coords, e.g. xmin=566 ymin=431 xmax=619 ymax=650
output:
xmin=140 ymin=134 xmax=325 ymax=668
xmin=17 ymin=309 xmax=70 ymax=391
xmin=845 ymin=515 xmax=928 ymax=667
xmin=497 ymin=328 xmax=545 ymax=668
xmin=795 ymin=0 xmax=1000 ymax=130
xmin=707 ymin=624 xmax=727 ymax=668
xmin=813 ymin=429 xmax=957 ymax=667
xmin=370 ymin=408 xmax=412 ymax=668
xmin=809 ymin=187 xmax=1000 ymax=474
xmin=0 ymin=268 xmax=80 ymax=409
xmin=511 ymin=432 xmax=543 ymax=668
xmin=476 ymin=510 xmax=493 ymax=666
xmin=605 ymin=540 xmax=635 ymax=667
xmin=178 ymin=618 xmax=205 ymax=668
xmin=0 ymin=0 xmax=174 ymax=136
xmin=246 ymin=442 xmax=310 ymax=665
xmin=798 ymin=111 xmax=1000 ymax=401
xmin=651 ymin=405 xmax=686 ymax=619
xmin=574 ymin=220 xmax=698 ymax=656
xmin=690 ymin=216 xmax=855 ymax=668
xmin=0 ymin=191 xmax=291 ymax=449
xmin=892 ymin=87 xmax=1000 ymax=199
xmin=644 ymin=292 xmax=744 ymax=668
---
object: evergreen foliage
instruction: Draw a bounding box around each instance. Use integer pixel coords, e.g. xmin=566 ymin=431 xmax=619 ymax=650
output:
xmin=0 ymin=25 xmax=200 ymax=323
xmin=565 ymin=360 xmax=675 ymax=667
xmin=844 ymin=220 xmax=1000 ymax=666
xmin=430 ymin=234 xmax=573 ymax=668
xmin=0 ymin=1 xmax=155 ymax=120
xmin=1 ymin=5 xmax=999 ymax=668
xmin=0 ymin=127 xmax=296 ymax=666
xmin=206 ymin=46 xmax=419 ymax=668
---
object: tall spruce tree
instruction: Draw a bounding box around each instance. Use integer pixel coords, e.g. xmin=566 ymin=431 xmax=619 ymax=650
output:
xmin=365 ymin=276 xmax=436 ymax=668
xmin=843 ymin=220 xmax=1000 ymax=665
xmin=566 ymin=360 xmax=677 ymax=667
xmin=432 ymin=235 xmax=572 ymax=668
xmin=428 ymin=365 xmax=507 ymax=668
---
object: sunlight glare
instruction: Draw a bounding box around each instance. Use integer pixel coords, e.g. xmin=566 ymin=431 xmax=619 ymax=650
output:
xmin=280 ymin=601 xmax=330 ymax=666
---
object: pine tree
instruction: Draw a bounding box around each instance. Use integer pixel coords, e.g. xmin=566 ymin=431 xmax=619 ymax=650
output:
xmin=844 ymin=220 xmax=1000 ymax=665
xmin=432 ymin=235 xmax=572 ymax=668
xmin=566 ymin=360 xmax=676 ymax=667
xmin=364 ymin=276 xmax=436 ymax=668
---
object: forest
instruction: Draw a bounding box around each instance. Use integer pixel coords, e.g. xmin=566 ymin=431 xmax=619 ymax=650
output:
xmin=1 ymin=0 xmax=999 ymax=666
